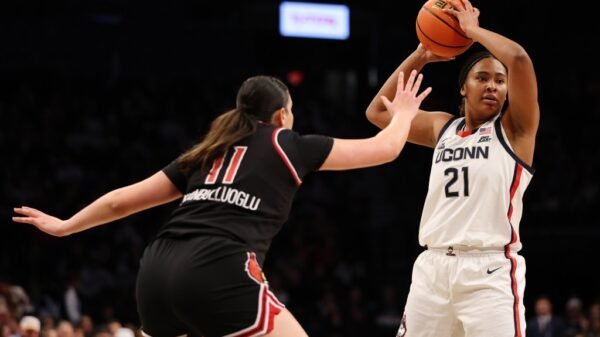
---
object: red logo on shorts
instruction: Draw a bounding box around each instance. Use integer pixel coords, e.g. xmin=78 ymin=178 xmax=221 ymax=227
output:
xmin=245 ymin=252 xmax=266 ymax=284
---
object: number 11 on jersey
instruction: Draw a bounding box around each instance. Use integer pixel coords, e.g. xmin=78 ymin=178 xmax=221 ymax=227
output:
xmin=205 ymin=146 xmax=248 ymax=185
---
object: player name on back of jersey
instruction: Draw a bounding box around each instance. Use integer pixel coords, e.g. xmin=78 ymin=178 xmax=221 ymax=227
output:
xmin=181 ymin=186 xmax=261 ymax=211
xmin=435 ymin=145 xmax=489 ymax=163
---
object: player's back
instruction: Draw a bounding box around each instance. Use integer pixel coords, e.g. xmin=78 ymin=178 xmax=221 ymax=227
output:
xmin=157 ymin=123 xmax=333 ymax=263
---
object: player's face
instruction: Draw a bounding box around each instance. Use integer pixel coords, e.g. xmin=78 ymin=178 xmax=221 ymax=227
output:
xmin=461 ymin=58 xmax=507 ymax=121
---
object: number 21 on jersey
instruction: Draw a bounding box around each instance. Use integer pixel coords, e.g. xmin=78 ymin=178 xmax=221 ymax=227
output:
xmin=205 ymin=146 xmax=248 ymax=185
xmin=444 ymin=166 xmax=469 ymax=197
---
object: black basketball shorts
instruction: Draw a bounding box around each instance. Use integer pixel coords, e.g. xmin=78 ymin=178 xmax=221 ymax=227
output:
xmin=136 ymin=238 xmax=285 ymax=337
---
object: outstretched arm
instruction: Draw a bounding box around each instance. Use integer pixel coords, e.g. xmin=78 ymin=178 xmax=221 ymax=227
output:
xmin=13 ymin=171 xmax=182 ymax=237
xmin=365 ymin=45 xmax=430 ymax=130
xmin=365 ymin=45 xmax=455 ymax=148
xmin=321 ymin=70 xmax=432 ymax=170
xmin=447 ymin=0 xmax=539 ymax=162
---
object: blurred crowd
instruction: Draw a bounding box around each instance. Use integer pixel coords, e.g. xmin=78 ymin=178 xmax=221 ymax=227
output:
xmin=0 ymin=282 xmax=140 ymax=337
xmin=2 ymin=281 xmax=600 ymax=337
xmin=1 ymin=62 xmax=599 ymax=337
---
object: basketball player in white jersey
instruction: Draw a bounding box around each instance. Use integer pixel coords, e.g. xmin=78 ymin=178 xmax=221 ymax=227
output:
xmin=366 ymin=0 xmax=539 ymax=336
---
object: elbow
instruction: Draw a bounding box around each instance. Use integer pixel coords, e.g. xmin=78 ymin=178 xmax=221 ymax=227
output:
xmin=507 ymin=46 xmax=532 ymax=69
xmin=107 ymin=189 xmax=129 ymax=218
xmin=365 ymin=104 xmax=377 ymax=123
xmin=109 ymin=201 xmax=125 ymax=217
xmin=365 ymin=101 xmax=387 ymax=127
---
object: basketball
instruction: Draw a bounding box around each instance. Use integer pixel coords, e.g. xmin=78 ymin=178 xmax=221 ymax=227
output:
xmin=416 ymin=0 xmax=473 ymax=58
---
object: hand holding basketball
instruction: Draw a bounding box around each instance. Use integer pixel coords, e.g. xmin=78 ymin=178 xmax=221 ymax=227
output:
xmin=444 ymin=0 xmax=480 ymax=36
xmin=415 ymin=0 xmax=474 ymax=58
xmin=417 ymin=43 xmax=455 ymax=63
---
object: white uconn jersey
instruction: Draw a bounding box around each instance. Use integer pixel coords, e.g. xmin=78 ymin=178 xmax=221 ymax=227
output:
xmin=419 ymin=114 xmax=534 ymax=252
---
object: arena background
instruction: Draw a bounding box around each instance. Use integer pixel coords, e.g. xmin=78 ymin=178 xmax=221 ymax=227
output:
xmin=1 ymin=0 xmax=598 ymax=336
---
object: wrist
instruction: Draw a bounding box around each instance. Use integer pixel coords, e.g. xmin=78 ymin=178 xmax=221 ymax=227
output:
xmin=60 ymin=219 xmax=75 ymax=237
xmin=391 ymin=110 xmax=416 ymax=124
xmin=407 ymin=50 xmax=430 ymax=68
xmin=412 ymin=47 xmax=429 ymax=63
xmin=463 ymin=25 xmax=479 ymax=40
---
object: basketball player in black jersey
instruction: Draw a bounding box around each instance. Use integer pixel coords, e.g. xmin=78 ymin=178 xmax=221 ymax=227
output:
xmin=14 ymin=70 xmax=431 ymax=337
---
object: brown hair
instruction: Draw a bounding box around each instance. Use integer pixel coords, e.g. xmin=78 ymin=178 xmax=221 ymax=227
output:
xmin=178 ymin=75 xmax=289 ymax=174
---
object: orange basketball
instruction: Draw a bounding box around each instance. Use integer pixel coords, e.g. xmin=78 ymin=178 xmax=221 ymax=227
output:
xmin=416 ymin=0 xmax=473 ymax=58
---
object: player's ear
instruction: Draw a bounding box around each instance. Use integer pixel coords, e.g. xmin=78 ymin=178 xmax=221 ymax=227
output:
xmin=270 ymin=108 xmax=285 ymax=127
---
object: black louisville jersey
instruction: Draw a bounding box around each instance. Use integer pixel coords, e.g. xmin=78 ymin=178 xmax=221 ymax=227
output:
xmin=158 ymin=123 xmax=333 ymax=263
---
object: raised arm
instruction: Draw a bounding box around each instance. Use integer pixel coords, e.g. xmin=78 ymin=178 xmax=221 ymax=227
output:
xmin=365 ymin=45 xmax=454 ymax=148
xmin=448 ymin=0 xmax=539 ymax=163
xmin=13 ymin=171 xmax=182 ymax=237
xmin=320 ymin=70 xmax=431 ymax=170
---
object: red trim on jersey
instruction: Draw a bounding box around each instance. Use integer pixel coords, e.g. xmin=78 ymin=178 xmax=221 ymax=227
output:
xmin=504 ymin=236 xmax=523 ymax=337
xmin=245 ymin=252 xmax=265 ymax=285
xmin=272 ymin=128 xmax=302 ymax=186
xmin=264 ymin=299 xmax=282 ymax=336
xmin=267 ymin=290 xmax=285 ymax=308
xmin=456 ymin=129 xmax=476 ymax=137
xmin=504 ymin=163 xmax=524 ymax=337
xmin=224 ymin=284 xmax=284 ymax=337
xmin=507 ymin=164 xmax=523 ymax=220
xmin=205 ymin=155 xmax=225 ymax=184
xmin=223 ymin=146 xmax=247 ymax=184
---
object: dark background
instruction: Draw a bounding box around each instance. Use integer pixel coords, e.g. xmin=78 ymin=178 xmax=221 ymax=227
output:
xmin=1 ymin=0 xmax=599 ymax=336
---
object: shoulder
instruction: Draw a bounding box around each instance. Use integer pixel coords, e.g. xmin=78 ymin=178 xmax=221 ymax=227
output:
xmin=410 ymin=110 xmax=455 ymax=147
xmin=433 ymin=112 xmax=459 ymax=141
xmin=271 ymin=127 xmax=298 ymax=144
